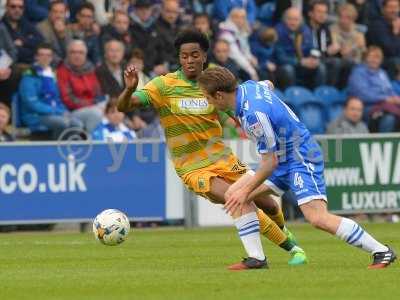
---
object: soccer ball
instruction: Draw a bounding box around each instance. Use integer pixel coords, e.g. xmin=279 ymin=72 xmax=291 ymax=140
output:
xmin=93 ymin=209 xmax=130 ymax=246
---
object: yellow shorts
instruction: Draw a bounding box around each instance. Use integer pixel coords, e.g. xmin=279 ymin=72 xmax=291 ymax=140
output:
xmin=181 ymin=154 xmax=248 ymax=200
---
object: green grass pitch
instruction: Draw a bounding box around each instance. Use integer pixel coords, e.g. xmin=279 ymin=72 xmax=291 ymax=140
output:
xmin=0 ymin=223 xmax=399 ymax=300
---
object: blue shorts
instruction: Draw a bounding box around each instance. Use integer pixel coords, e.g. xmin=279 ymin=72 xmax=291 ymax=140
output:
xmin=265 ymin=137 xmax=327 ymax=205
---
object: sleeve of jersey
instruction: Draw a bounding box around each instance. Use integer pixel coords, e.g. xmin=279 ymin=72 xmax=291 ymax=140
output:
xmin=247 ymin=111 xmax=277 ymax=154
xmin=132 ymin=77 xmax=164 ymax=107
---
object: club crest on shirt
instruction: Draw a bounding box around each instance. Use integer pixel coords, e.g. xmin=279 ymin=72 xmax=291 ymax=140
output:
xmin=243 ymin=100 xmax=249 ymax=111
xmin=247 ymin=122 xmax=264 ymax=138
xmin=198 ymin=177 xmax=206 ymax=190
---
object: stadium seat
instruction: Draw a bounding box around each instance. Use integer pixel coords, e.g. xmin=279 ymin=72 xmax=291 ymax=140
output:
xmin=297 ymin=102 xmax=326 ymax=134
xmin=314 ymin=85 xmax=346 ymax=122
xmin=257 ymin=2 xmax=276 ymax=26
xmin=285 ymin=86 xmax=327 ymax=134
xmin=284 ymin=86 xmax=317 ymax=110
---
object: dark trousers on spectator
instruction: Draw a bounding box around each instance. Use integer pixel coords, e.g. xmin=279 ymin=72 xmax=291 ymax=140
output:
xmin=365 ymin=103 xmax=400 ymax=133
xmin=277 ymin=63 xmax=326 ymax=90
xmin=368 ymin=113 xmax=400 ymax=133
xmin=40 ymin=115 xmax=84 ymax=140
xmin=324 ymin=57 xmax=354 ymax=89
xmin=0 ymin=69 xmax=20 ymax=107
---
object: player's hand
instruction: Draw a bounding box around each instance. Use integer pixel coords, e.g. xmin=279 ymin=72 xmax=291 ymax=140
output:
xmin=224 ymin=187 xmax=250 ymax=215
xmin=124 ymin=65 xmax=139 ymax=91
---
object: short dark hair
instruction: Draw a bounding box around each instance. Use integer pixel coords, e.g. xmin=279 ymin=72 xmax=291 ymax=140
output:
xmin=198 ymin=66 xmax=237 ymax=95
xmin=344 ymin=96 xmax=363 ymax=108
xmin=77 ymin=2 xmax=95 ymax=14
xmin=174 ymin=29 xmax=209 ymax=53
xmin=309 ymin=0 xmax=329 ymax=10
xmin=112 ymin=10 xmax=129 ymax=21
xmin=35 ymin=42 xmax=53 ymax=54
xmin=193 ymin=13 xmax=210 ymax=22
xmin=130 ymin=48 xmax=144 ymax=61
xmin=49 ymin=0 xmax=66 ymax=10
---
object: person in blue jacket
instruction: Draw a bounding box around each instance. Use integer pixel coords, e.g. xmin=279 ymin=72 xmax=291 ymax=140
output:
xmin=348 ymin=46 xmax=400 ymax=132
xmin=19 ymin=43 xmax=83 ymax=139
xmin=274 ymin=7 xmax=326 ymax=89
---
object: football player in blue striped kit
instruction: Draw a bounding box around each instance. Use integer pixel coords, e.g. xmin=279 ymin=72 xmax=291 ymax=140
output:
xmin=198 ymin=66 xmax=396 ymax=269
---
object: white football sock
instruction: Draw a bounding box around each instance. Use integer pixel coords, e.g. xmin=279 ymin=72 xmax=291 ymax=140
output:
xmin=335 ymin=217 xmax=388 ymax=254
xmin=233 ymin=212 xmax=265 ymax=260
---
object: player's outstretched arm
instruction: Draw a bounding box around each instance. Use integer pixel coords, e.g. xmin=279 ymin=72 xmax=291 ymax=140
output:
xmin=117 ymin=65 xmax=142 ymax=113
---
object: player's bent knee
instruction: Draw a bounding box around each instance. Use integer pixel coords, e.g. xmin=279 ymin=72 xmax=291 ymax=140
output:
xmin=254 ymin=195 xmax=279 ymax=215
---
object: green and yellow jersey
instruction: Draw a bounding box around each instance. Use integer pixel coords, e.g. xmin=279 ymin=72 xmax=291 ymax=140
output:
xmin=133 ymin=70 xmax=232 ymax=177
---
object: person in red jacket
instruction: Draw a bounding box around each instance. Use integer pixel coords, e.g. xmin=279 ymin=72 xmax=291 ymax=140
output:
xmin=57 ymin=39 xmax=104 ymax=132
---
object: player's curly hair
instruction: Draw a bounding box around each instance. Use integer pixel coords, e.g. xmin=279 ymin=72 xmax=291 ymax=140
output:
xmin=198 ymin=67 xmax=237 ymax=95
xmin=174 ymin=29 xmax=209 ymax=53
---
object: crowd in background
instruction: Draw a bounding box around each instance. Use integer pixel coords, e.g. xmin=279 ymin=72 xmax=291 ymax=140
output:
xmin=0 ymin=0 xmax=400 ymax=143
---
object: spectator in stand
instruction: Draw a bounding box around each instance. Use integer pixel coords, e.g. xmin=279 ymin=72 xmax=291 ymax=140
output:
xmin=129 ymin=0 xmax=166 ymax=76
xmin=100 ymin=10 xmax=133 ymax=60
xmin=24 ymin=0 xmax=50 ymax=24
xmin=213 ymin=0 xmax=257 ymax=25
xmin=92 ymin=98 xmax=136 ymax=142
xmin=19 ymin=43 xmax=82 ymax=140
xmin=0 ymin=103 xmax=13 ymax=141
xmin=275 ymin=7 xmax=326 ymax=89
xmin=327 ymin=97 xmax=369 ymax=134
xmin=193 ymin=13 xmax=215 ymax=43
xmin=57 ymin=40 xmax=103 ymax=132
xmin=2 ymin=0 xmax=44 ymax=64
xmin=274 ymin=0 xmax=315 ymax=23
xmin=307 ymin=0 xmax=342 ymax=87
xmin=36 ymin=0 xmax=72 ymax=65
xmin=87 ymin=0 xmax=131 ymax=26
xmin=219 ymin=8 xmax=259 ymax=81
xmin=128 ymin=48 xmax=149 ymax=90
xmin=0 ymin=21 xmax=17 ymax=106
xmin=250 ymin=26 xmax=278 ymax=81
xmin=193 ymin=13 xmax=215 ymax=64
xmin=68 ymin=2 xmax=101 ymax=65
xmin=367 ymin=0 xmax=400 ymax=78
xmin=347 ymin=0 xmax=370 ymax=25
xmin=330 ymin=3 xmax=366 ymax=89
xmin=96 ymin=40 xmax=125 ymax=99
xmin=156 ymin=0 xmax=184 ymax=72
xmin=348 ymin=46 xmax=400 ymax=132
xmin=209 ymin=39 xmax=240 ymax=78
